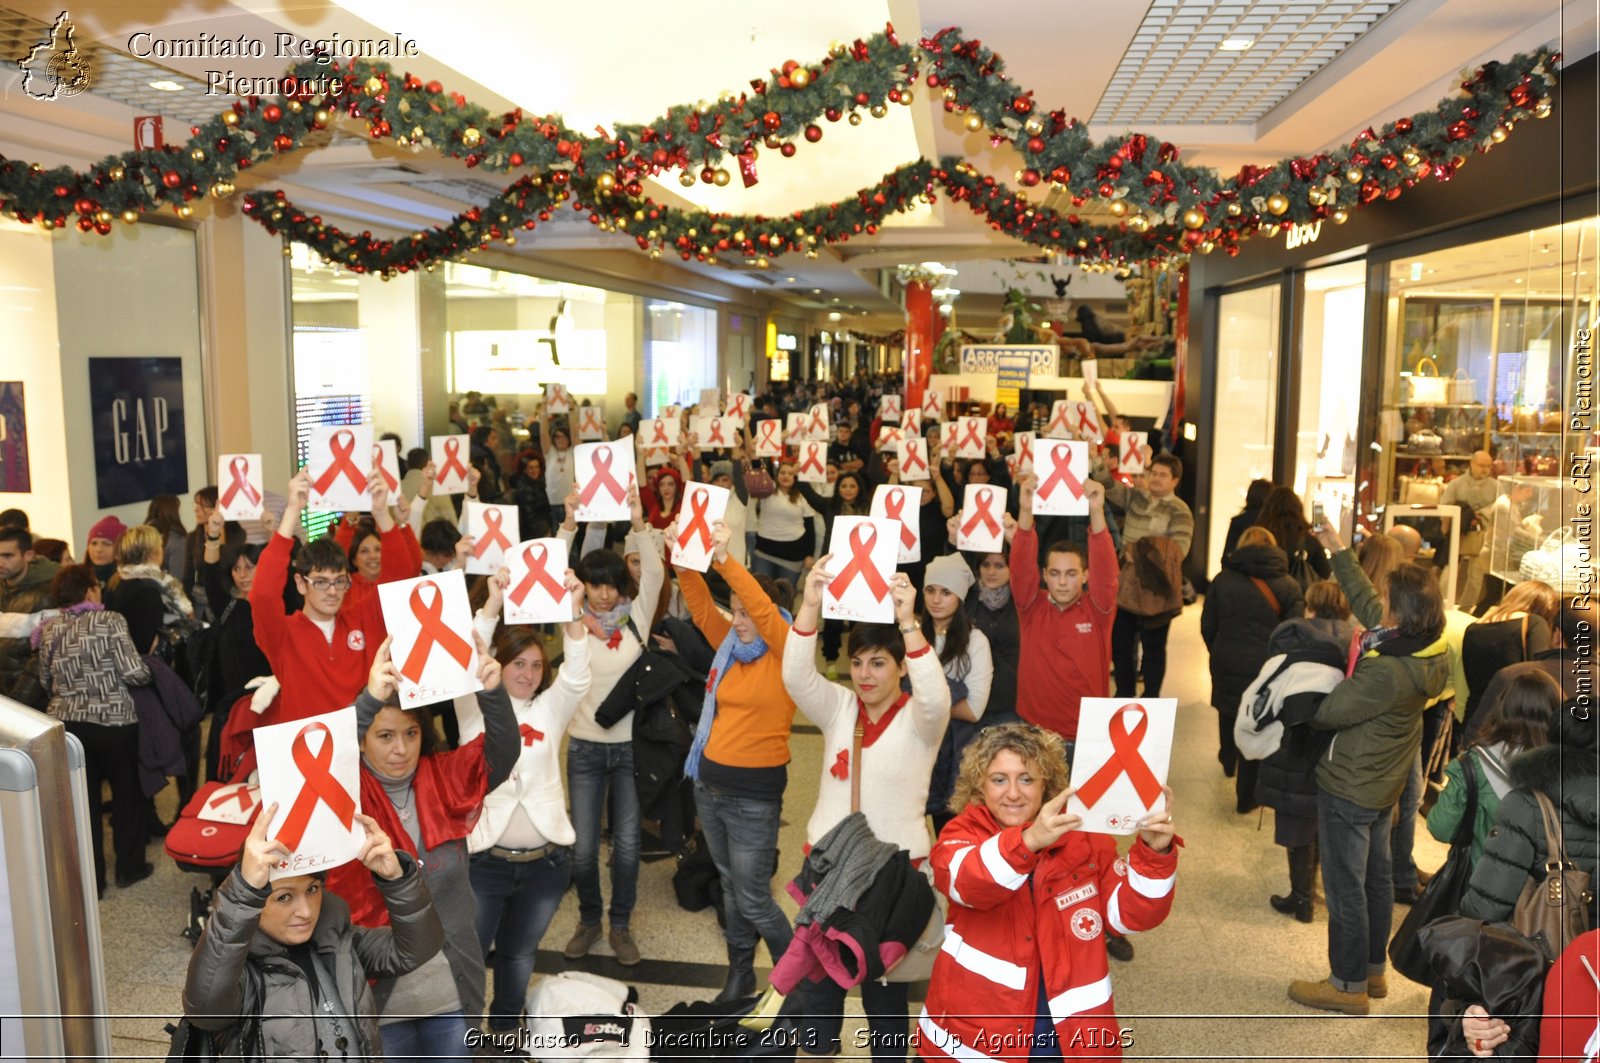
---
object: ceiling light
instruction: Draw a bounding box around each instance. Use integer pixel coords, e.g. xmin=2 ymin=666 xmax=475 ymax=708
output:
xmin=827 ymin=311 xmax=842 ymax=322
xmin=1410 ymin=262 xmax=1424 ymax=281
xmin=148 ymin=80 xmax=184 ymax=92
xmin=785 ymin=276 xmax=796 ymax=283
xmin=1219 ymin=37 xmax=1254 ymax=51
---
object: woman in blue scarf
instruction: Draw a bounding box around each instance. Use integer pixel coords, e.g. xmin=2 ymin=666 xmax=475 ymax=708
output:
xmin=672 ymin=517 xmax=798 ymax=1004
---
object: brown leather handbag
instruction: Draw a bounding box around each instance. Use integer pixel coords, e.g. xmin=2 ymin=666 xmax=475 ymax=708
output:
xmin=1510 ymin=790 xmax=1593 ymax=959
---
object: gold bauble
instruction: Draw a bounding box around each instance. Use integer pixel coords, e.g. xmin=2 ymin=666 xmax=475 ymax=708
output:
xmin=1535 ymin=100 xmax=1552 ymax=119
xmin=94 ymin=210 xmax=111 ymax=223
xmin=287 ymin=101 xmax=303 ymax=113
xmin=828 ymin=40 xmax=847 ymax=58
xmin=1307 ymin=187 xmax=1328 ymax=207
xmin=733 ymin=229 xmax=746 ymax=242
xmin=462 ymin=128 xmax=482 ymax=148
xmin=1108 ymin=200 xmax=1128 ymax=217
xmin=190 ymin=148 xmax=206 ymax=161
xmin=1490 ymin=125 xmax=1509 ymax=143
xmin=504 ymin=234 xmax=516 ymax=245
xmin=120 ymin=210 xmax=138 ymax=224
xmin=696 ymin=100 xmax=713 ymax=116
xmin=943 ymin=86 xmax=958 ymax=102
xmin=1266 ymin=193 xmax=1289 ymax=215
xmin=790 ymin=67 xmax=811 ymax=89
xmin=1331 ymin=208 xmax=1350 ymax=225
xmin=176 ymin=205 xmax=193 ymax=219
xmin=1199 ymin=240 xmax=1215 ymax=254
xmin=718 ymin=90 xmax=736 ymax=103
xmin=1226 ymin=201 xmax=1243 ymax=217
xmin=963 ymin=113 xmax=983 ymax=132
xmin=1129 ymin=215 xmax=1150 ymax=233
xmin=1345 ymin=166 xmax=1364 ymax=183
xmin=365 ymin=76 xmax=385 ymax=94
xmin=649 ymin=248 xmax=662 ymax=259
xmin=870 ymin=103 xmax=888 ymax=119
xmin=1402 ymin=148 xmax=1422 ymax=167
xmin=899 ymin=90 xmax=913 ymax=105
xmin=314 ymin=109 xmax=331 ymax=126
xmin=755 ymin=257 xmax=769 ymax=269
xmin=1023 ymin=115 xmax=1045 ymax=136
xmin=209 ymin=182 xmax=228 ymax=198
xmin=221 ymin=111 xmax=239 ymax=127
xmin=108 ymin=165 xmax=125 ymax=181
xmin=848 ymin=113 xmax=863 ymax=126
xmin=1182 ymin=208 xmax=1206 ymax=229
xmin=712 ymin=168 xmax=731 ymax=186
xmin=595 ymin=172 xmax=617 ymax=192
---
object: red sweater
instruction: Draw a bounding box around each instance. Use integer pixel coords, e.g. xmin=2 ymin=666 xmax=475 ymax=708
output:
xmin=1011 ymin=525 xmax=1118 ymax=740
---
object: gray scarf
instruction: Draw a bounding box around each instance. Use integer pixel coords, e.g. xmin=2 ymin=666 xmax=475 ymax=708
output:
xmin=977 ymin=583 xmax=1012 ymax=611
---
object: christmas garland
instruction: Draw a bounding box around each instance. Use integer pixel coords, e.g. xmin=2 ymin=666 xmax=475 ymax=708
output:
xmin=0 ymin=25 xmax=1559 ymax=273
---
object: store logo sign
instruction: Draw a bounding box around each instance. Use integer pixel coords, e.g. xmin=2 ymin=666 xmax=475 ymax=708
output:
xmin=1285 ymin=221 xmax=1324 ymax=251
xmin=17 ymin=11 xmax=92 ymax=101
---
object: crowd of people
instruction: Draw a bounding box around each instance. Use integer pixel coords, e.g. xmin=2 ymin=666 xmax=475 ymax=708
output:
xmin=0 ymin=366 xmax=1592 ymax=1060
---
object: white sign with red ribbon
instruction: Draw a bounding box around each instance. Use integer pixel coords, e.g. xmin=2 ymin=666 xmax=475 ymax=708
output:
xmin=870 ymin=484 xmax=922 ymax=564
xmin=902 ymin=408 xmax=922 ymax=440
xmin=254 ymin=706 xmax=363 ymax=879
xmin=379 ymin=571 xmax=483 ymax=705
xmin=216 ymin=453 xmax=265 ymax=522
xmin=373 ymin=439 xmax=402 ymax=497
xmin=725 ymin=392 xmax=751 ymax=423
xmin=939 ymin=421 xmax=958 ymax=459
xmin=1119 ymin=432 xmax=1149 ymax=475
xmin=699 ymin=387 xmax=721 ymax=412
xmin=669 ymin=482 xmax=730 ymax=573
xmin=957 ymin=484 xmax=1006 ymax=553
xmin=545 ymin=383 xmax=571 ymax=414
xmin=921 ymin=387 xmax=943 ymax=422
xmin=1043 ymin=400 xmax=1075 ymax=440
xmin=464 ymin=501 xmax=520 ymax=575
xmin=1013 ymin=432 xmax=1036 ymax=472
xmin=198 ymin=781 xmax=261 ymax=825
xmin=1074 ymin=401 xmax=1105 ymax=442
xmin=879 ymin=394 xmax=902 ymax=423
xmin=1067 ymin=698 xmax=1176 ymax=835
xmin=640 ymin=417 xmax=680 ymax=450
xmin=576 ymin=405 xmax=607 ymax=441
xmin=504 ymin=537 xmax=573 ymax=625
xmin=955 ymin=416 xmax=989 ymax=460
xmin=822 ymin=516 xmax=898 ymax=623
xmin=307 ymin=424 xmax=373 ymax=513
xmin=796 ymin=441 xmax=829 ymax=483
xmin=898 ymin=437 xmax=930 ymax=482
xmin=708 ymin=416 xmax=738 ymax=450
xmin=875 ymin=424 xmax=904 ymax=452
xmin=574 ymin=441 xmax=636 ymax=523
xmin=785 ymin=412 xmax=807 ymax=447
xmin=753 ymin=418 xmax=785 ymax=459
xmin=663 ymin=403 xmax=682 ymax=421
xmin=432 ymin=433 xmax=472 ymax=495
xmin=1032 ymin=440 xmax=1089 ymax=517
xmin=689 ymin=416 xmax=716 ymax=452
xmin=805 ymin=404 xmax=832 ymax=442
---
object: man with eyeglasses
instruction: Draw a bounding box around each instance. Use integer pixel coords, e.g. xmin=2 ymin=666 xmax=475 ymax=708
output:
xmin=248 ymin=468 xmax=410 ymax=729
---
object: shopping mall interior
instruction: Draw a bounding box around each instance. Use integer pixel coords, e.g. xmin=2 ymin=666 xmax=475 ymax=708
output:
xmin=1 ymin=0 xmax=1597 ymax=1059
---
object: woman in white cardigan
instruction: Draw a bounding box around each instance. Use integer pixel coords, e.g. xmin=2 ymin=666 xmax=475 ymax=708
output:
xmin=783 ymin=559 xmax=952 ymax=1062
xmin=457 ymin=567 xmax=591 ymax=1038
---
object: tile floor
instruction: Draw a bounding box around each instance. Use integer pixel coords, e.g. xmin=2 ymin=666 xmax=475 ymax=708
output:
xmin=97 ymin=606 xmax=1446 ymax=1061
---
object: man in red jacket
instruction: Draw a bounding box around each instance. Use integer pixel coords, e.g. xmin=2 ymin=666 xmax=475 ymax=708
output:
xmin=1010 ymin=473 xmax=1118 ymax=750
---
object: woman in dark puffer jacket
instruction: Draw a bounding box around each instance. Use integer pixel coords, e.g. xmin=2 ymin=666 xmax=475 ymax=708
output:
xmin=1201 ymin=526 xmax=1304 ymax=812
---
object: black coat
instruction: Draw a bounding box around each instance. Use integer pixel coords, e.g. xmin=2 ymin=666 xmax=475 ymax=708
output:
xmin=1252 ymin=618 xmax=1354 ymax=824
xmin=965 ymin=589 xmax=1019 ymax=724
xmin=1199 ymin=544 xmax=1305 ymax=711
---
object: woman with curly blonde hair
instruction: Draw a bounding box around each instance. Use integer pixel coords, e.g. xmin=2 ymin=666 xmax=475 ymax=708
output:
xmin=922 ymin=723 xmax=1179 ymax=1061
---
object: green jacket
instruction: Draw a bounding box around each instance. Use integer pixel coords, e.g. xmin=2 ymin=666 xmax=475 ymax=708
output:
xmin=1425 ymin=746 xmax=1513 ymax=866
xmin=1311 ymin=634 xmax=1449 ymax=810
xmin=0 ymin=556 xmax=59 ymax=709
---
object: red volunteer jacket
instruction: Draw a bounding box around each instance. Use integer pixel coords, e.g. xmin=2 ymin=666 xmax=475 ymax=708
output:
xmin=918 ymin=804 xmax=1177 ymax=1062
xmin=1011 ymin=525 xmax=1118 ymax=739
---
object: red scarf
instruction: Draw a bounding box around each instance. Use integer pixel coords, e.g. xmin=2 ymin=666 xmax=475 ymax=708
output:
xmin=830 ymin=692 xmax=911 ymax=779
xmin=327 ymin=739 xmax=490 ymax=928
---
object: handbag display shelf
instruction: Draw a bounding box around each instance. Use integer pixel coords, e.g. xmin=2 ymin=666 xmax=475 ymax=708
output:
xmin=1485 ymin=474 xmax=1564 ymax=586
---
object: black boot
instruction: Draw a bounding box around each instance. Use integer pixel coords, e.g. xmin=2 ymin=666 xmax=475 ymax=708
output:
xmin=1269 ymin=845 xmax=1314 ymax=923
xmin=712 ymin=945 xmax=756 ymax=1006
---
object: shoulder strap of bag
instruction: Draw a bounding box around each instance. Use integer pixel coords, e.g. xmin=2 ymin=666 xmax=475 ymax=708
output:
xmin=849 ymin=713 xmax=864 ymax=815
xmin=1532 ymin=789 xmax=1571 ymax=866
xmin=1250 ymin=577 xmax=1282 ymax=616
xmin=1520 ymin=613 xmax=1531 ymax=659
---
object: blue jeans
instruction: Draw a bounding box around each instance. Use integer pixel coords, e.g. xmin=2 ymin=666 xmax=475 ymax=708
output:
xmin=695 ymin=781 xmax=792 ymax=961
xmin=1391 ymin=747 xmax=1424 ymax=891
xmin=380 ymin=1010 xmax=470 ymax=1060
xmin=1317 ymin=790 xmax=1394 ymax=991
xmin=470 ymin=847 xmax=572 ymax=1031
xmin=567 ymin=738 xmax=639 ymax=929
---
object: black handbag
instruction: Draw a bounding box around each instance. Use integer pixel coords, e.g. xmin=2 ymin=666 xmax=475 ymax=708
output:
xmin=166 ymin=961 xmax=264 ymax=1061
xmin=1389 ymin=750 xmax=1479 ymax=983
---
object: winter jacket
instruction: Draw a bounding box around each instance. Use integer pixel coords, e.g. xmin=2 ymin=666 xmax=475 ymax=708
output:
xmin=1459 ymin=742 xmax=1600 ymax=925
xmin=920 ymin=804 xmax=1178 ymax=1062
xmin=129 ymin=655 xmax=204 ymax=797
xmin=1236 ymin=620 xmax=1349 ymax=823
xmin=1311 ymin=631 xmax=1450 ymax=810
xmin=1199 ymin=544 xmax=1304 ymax=712
xmin=0 ymin=556 xmax=58 ymax=709
xmin=965 ymin=588 xmax=1019 ymax=724
xmin=1424 ymin=744 xmax=1519 ymax=867
xmin=183 ymin=854 xmax=443 ymax=1061
xmin=1459 ymin=614 xmax=1549 ymax=733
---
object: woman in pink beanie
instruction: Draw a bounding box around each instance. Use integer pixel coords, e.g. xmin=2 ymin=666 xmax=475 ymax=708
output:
xmin=85 ymin=515 xmax=127 ymax=585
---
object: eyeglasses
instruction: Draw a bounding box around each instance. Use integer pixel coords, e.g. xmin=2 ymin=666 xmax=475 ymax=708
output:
xmin=306 ymin=576 xmax=352 ymax=593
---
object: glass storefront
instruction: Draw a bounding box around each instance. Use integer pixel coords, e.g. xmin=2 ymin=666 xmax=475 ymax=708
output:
xmin=1295 ymin=261 xmax=1366 ymax=541
xmin=1208 ymin=283 xmax=1281 ymax=575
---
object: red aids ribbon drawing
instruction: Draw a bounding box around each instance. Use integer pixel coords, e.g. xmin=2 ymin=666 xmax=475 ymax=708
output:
xmin=372 ymin=446 xmax=399 ymax=493
xmin=650 ymin=420 xmax=671 ymax=445
xmin=509 ymin=545 xmax=563 ymax=606
xmin=578 ymin=447 xmax=626 ymax=505
xmin=882 ymin=489 xmax=916 ymax=549
xmin=581 ymin=408 xmax=602 ymax=435
xmin=1047 ymin=403 xmax=1073 ymax=436
xmin=900 ymin=442 xmax=928 ymax=477
xmin=728 ymin=394 xmax=747 ymax=419
xmin=312 ymin=430 xmax=367 ymax=495
xmin=275 ymin=722 xmax=357 ymax=850
xmin=957 ymin=419 xmax=984 ymax=453
xmin=1037 ymin=444 xmax=1084 ymax=501
xmin=808 ymin=408 xmax=829 ymax=436
xmin=758 ymin=420 xmax=779 ymax=449
xmin=1017 ymin=435 xmax=1035 ymax=466
xmin=399 ymin=580 xmax=474 ymax=683
xmin=437 ymin=437 xmax=469 ymax=484
xmin=1122 ymin=436 xmax=1141 ymax=467
xmin=1077 ymin=404 xmax=1101 ymax=436
xmin=962 ymin=488 xmax=1002 ymax=538
xmin=219 ymin=456 xmax=262 ymax=509
xmin=472 ymin=508 xmax=513 ymax=558
xmin=208 ymin=785 xmax=255 ymax=812
xmin=707 ymin=419 xmax=727 ymax=446
xmin=828 ymin=525 xmax=891 ymax=603
xmin=799 ymin=444 xmax=825 ymax=476
xmin=677 ymin=488 xmax=714 ymax=553
xmin=519 ymin=723 xmax=545 ymax=746
xmin=1074 ymin=704 xmax=1164 ymax=808
xmin=831 ymin=749 xmax=850 ymax=780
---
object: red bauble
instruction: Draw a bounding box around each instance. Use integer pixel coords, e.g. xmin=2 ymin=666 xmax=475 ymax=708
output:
xmin=1394 ymin=117 xmax=1413 ymax=135
xmin=510 ymin=153 xmax=524 ymax=166
xmin=54 ymin=185 xmax=70 ymax=197
xmin=1020 ymin=169 xmax=1041 ymax=187
xmin=1360 ymin=179 xmax=1383 ymax=204
xmin=426 ymin=80 xmax=443 ymax=94
xmin=855 ymin=92 xmax=869 ymax=105
xmin=262 ymin=104 xmax=282 ymax=123
xmin=700 ymin=167 xmax=716 ymax=183
xmin=652 ymin=148 xmax=670 ymax=165
xmin=780 ymin=143 xmax=796 ymax=158
xmin=161 ymin=170 xmax=183 ymax=189
xmin=1379 ymin=154 xmax=1398 ymax=169
xmin=1011 ymin=96 xmax=1032 ymax=114
xmin=1026 ymin=137 xmax=1045 ymax=154
xmin=1446 ymin=121 xmax=1474 ymax=141
xmin=888 ymin=89 xmax=901 ymax=103
xmin=74 ymin=198 xmax=94 ymax=215
xmin=1509 ymin=84 xmax=1532 ymax=108
xmin=825 ymin=107 xmax=842 ymax=122
xmin=273 ymin=134 xmax=294 ymax=151
xmin=804 ymin=124 xmax=823 ymax=143
xmin=762 ymin=111 xmax=782 ymax=131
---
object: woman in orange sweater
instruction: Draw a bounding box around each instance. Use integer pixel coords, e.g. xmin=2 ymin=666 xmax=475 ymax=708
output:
xmin=672 ymin=516 xmax=798 ymax=1004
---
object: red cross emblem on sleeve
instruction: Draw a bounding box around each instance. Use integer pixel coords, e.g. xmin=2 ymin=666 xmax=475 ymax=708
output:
xmin=1075 ymin=704 xmax=1164 ymax=808
xmin=961 ymin=488 xmax=1002 ymax=538
xmin=472 ymin=508 xmax=513 ymax=558
xmin=1036 ymin=444 xmax=1084 ymax=502
xmin=509 ymin=544 xmax=564 ymax=607
xmin=220 ymin=456 xmax=262 ymax=509
xmin=828 ymin=525 xmax=890 ymax=603
xmin=437 ymin=437 xmax=470 ymax=483
xmin=312 ymin=430 xmax=367 ymax=495
xmin=399 ymin=580 xmax=475 ymax=683
xmin=274 ymin=722 xmax=357 ymax=851
xmin=578 ymin=446 xmax=627 ymax=505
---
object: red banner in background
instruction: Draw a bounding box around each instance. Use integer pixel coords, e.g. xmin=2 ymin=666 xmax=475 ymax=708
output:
xmin=903 ymin=280 xmax=934 ymax=413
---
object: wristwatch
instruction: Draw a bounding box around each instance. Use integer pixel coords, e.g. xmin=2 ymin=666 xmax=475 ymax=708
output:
xmin=899 ymin=621 xmax=920 ymax=634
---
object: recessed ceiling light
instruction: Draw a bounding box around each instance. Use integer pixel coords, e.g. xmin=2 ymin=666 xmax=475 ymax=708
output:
xmin=148 ymin=80 xmax=184 ymax=92
xmin=1219 ymin=37 xmax=1254 ymax=51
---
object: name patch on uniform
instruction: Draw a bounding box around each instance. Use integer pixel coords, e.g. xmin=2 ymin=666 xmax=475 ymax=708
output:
xmin=1055 ymin=881 xmax=1098 ymax=910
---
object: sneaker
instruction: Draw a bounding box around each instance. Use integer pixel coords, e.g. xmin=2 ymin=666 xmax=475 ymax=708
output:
xmin=1287 ymin=977 xmax=1370 ymax=1016
xmin=609 ymin=927 xmax=641 ymax=966
xmin=563 ymin=922 xmax=602 ymax=960
xmin=1105 ymin=935 xmax=1134 ymax=962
